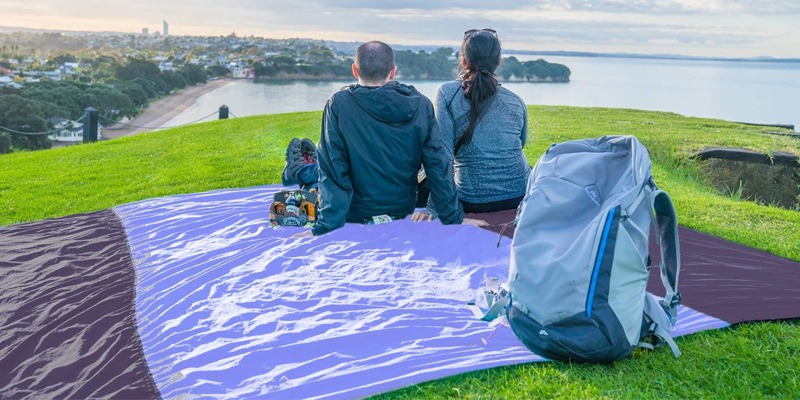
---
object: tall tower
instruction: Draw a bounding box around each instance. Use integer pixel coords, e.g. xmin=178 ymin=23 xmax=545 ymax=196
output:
xmin=163 ymin=20 xmax=169 ymax=37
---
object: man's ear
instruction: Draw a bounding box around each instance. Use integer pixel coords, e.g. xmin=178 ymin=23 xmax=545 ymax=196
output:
xmin=388 ymin=66 xmax=397 ymax=80
xmin=351 ymin=63 xmax=359 ymax=79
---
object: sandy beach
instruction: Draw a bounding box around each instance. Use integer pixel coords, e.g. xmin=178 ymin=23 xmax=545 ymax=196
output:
xmin=102 ymin=79 xmax=233 ymax=139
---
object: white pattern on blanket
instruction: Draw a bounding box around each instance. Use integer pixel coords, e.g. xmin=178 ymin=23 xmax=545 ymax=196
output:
xmin=114 ymin=185 xmax=728 ymax=399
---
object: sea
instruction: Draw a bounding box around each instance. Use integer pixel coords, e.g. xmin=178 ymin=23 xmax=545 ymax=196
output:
xmin=162 ymin=54 xmax=800 ymax=130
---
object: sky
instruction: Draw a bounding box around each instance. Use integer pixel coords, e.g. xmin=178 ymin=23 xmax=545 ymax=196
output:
xmin=2 ymin=0 xmax=799 ymax=58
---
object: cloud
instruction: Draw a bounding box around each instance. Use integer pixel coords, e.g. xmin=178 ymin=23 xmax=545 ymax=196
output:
xmin=1 ymin=0 xmax=797 ymax=57
xmin=253 ymin=0 xmax=800 ymax=15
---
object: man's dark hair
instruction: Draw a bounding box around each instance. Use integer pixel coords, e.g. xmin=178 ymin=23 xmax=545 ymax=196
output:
xmin=355 ymin=41 xmax=395 ymax=82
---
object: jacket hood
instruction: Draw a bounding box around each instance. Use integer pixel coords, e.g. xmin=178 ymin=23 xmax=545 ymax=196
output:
xmin=346 ymin=81 xmax=421 ymax=123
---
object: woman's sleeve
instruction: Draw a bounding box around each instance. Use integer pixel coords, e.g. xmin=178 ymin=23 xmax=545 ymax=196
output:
xmin=427 ymin=84 xmax=458 ymax=214
xmin=433 ymin=84 xmax=456 ymax=160
xmin=520 ymin=96 xmax=528 ymax=147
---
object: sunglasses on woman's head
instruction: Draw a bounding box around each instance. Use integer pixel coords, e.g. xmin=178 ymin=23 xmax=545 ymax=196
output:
xmin=464 ymin=28 xmax=497 ymax=39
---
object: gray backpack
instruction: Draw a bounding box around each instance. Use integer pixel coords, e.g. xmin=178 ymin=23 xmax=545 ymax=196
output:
xmin=479 ymin=136 xmax=681 ymax=362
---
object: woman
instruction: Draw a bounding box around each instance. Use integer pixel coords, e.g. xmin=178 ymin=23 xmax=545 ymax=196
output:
xmin=416 ymin=29 xmax=530 ymax=220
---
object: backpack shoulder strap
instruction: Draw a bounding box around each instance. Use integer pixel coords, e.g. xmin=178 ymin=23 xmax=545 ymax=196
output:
xmin=651 ymin=180 xmax=681 ymax=323
xmin=641 ymin=293 xmax=681 ymax=357
xmin=638 ymin=178 xmax=682 ymax=358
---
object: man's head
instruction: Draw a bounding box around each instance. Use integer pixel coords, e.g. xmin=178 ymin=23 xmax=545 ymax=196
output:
xmin=353 ymin=41 xmax=396 ymax=86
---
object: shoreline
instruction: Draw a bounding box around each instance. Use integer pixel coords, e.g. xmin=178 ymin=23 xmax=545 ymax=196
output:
xmin=102 ymin=79 xmax=233 ymax=139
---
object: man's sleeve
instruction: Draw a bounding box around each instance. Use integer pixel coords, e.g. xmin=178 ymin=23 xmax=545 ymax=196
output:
xmin=312 ymin=100 xmax=353 ymax=236
xmin=422 ymin=103 xmax=464 ymax=225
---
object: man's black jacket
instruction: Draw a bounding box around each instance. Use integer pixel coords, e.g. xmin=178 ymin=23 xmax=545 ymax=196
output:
xmin=312 ymin=81 xmax=464 ymax=235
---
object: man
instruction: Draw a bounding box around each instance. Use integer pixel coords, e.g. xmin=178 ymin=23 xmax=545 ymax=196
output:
xmin=287 ymin=41 xmax=482 ymax=236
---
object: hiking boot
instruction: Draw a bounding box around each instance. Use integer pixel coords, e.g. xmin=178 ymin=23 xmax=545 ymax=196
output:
xmin=300 ymin=138 xmax=318 ymax=164
xmin=281 ymin=138 xmax=303 ymax=186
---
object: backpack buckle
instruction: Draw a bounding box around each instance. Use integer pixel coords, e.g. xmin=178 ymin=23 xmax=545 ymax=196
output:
xmin=670 ymin=291 xmax=682 ymax=308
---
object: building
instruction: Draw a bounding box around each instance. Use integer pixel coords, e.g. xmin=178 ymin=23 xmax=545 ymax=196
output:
xmin=142 ymin=27 xmax=149 ymax=36
xmin=231 ymin=67 xmax=255 ymax=79
xmin=46 ymin=117 xmax=102 ymax=144
xmin=23 ymin=70 xmax=63 ymax=81
xmin=163 ymin=20 xmax=169 ymax=37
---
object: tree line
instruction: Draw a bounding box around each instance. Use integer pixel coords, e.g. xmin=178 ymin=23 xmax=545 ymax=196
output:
xmin=252 ymin=45 xmax=353 ymax=79
xmin=0 ymin=58 xmax=217 ymax=153
xmin=253 ymin=47 xmax=571 ymax=82
xmin=395 ymin=51 xmax=570 ymax=82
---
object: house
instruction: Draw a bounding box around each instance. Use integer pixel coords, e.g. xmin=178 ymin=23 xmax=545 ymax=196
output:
xmin=231 ymin=67 xmax=255 ymax=79
xmin=46 ymin=117 xmax=104 ymax=143
xmin=62 ymin=62 xmax=81 ymax=73
xmin=25 ymin=70 xmax=63 ymax=81
xmin=0 ymin=75 xmax=23 ymax=88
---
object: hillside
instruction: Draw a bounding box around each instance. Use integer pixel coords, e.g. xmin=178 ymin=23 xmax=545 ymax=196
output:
xmin=1 ymin=106 xmax=799 ymax=398
xmin=2 ymin=106 xmax=798 ymax=259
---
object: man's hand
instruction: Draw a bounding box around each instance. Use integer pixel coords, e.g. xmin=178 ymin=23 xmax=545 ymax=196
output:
xmin=411 ymin=211 xmax=434 ymax=222
xmin=292 ymin=230 xmax=314 ymax=238
xmin=461 ymin=217 xmax=489 ymax=227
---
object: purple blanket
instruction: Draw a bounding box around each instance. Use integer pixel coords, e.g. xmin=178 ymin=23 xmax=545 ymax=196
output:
xmin=5 ymin=185 xmax=798 ymax=399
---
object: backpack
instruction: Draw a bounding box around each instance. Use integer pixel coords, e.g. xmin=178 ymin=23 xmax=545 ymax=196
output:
xmin=476 ymin=135 xmax=681 ymax=363
xmin=269 ymin=189 xmax=318 ymax=228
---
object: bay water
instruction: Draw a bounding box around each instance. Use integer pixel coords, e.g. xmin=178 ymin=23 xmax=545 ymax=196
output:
xmin=163 ymin=55 xmax=800 ymax=130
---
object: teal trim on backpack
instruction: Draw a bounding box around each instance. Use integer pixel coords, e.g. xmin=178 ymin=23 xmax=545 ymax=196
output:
xmin=587 ymin=207 xmax=616 ymax=318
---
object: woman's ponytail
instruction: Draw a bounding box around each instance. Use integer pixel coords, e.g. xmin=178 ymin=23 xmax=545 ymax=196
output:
xmin=455 ymin=32 xmax=501 ymax=156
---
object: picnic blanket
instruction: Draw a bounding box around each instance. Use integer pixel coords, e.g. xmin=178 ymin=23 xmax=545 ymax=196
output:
xmin=2 ymin=185 xmax=798 ymax=399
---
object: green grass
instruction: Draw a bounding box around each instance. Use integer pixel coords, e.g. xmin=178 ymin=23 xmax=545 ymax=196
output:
xmin=2 ymin=106 xmax=799 ymax=398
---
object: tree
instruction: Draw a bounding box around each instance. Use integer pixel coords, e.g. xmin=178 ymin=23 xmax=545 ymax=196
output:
xmin=161 ymin=70 xmax=187 ymax=91
xmin=52 ymin=54 xmax=77 ymax=65
xmin=92 ymin=61 xmax=116 ymax=83
xmin=115 ymin=58 xmax=160 ymax=81
xmin=0 ymin=94 xmax=52 ymax=151
xmin=93 ymin=55 xmax=117 ymax=67
xmin=143 ymin=75 xmax=170 ymax=95
xmin=498 ymin=56 xmax=524 ymax=81
xmin=178 ymin=64 xmax=207 ymax=85
xmin=523 ymin=60 xmax=547 ymax=81
xmin=21 ymin=81 xmax=94 ymax=120
xmin=114 ymin=82 xmax=149 ymax=107
xmin=87 ymin=85 xmax=136 ymax=119
xmin=207 ymin=65 xmax=230 ymax=77
xmin=394 ymin=48 xmax=458 ymax=80
xmin=305 ymin=46 xmax=334 ymax=64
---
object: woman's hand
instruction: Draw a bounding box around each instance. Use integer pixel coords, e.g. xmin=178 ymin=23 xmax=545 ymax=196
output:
xmin=411 ymin=211 xmax=434 ymax=222
xmin=461 ymin=217 xmax=489 ymax=227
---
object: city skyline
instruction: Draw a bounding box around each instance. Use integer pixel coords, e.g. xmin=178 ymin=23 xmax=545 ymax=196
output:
xmin=2 ymin=1 xmax=799 ymax=58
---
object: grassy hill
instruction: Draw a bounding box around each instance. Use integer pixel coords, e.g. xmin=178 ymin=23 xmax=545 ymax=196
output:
xmin=2 ymin=106 xmax=799 ymax=398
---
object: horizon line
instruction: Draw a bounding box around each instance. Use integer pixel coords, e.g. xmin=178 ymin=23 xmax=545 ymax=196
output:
xmin=1 ymin=24 xmax=799 ymax=63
